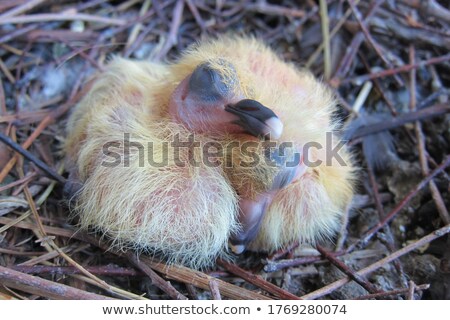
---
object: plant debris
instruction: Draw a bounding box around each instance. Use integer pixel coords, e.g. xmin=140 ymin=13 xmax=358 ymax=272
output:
xmin=0 ymin=0 xmax=449 ymax=300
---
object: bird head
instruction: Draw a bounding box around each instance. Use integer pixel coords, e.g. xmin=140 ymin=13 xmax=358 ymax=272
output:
xmin=165 ymin=36 xmax=335 ymax=143
xmin=168 ymin=58 xmax=284 ymax=140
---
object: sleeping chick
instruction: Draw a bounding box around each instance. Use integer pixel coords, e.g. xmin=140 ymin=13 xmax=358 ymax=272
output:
xmin=65 ymin=36 xmax=354 ymax=268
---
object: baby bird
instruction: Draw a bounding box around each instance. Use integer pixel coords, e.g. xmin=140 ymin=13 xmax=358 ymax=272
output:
xmin=65 ymin=36 xmax=354 ymax=269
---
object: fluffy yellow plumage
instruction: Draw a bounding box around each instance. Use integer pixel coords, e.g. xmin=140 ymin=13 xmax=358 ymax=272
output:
xmin=65 ymin=36 xmax=354 ymax=268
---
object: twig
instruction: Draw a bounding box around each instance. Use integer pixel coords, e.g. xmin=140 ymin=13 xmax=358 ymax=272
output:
xmin=0 ymin=13 xmax=126 ymax=25
xmin=352 ymin=81 xmax=373 ymax=113
xmin=11 ymin=265 xmax=142 ymax=276
xmin=0 ymin=216 xmax=272 ymax=300
xmin=0 ymin=265 xmax=114 ymax=300
xmin=125 ymin=252 xmax=188 ymax=300
xmin=306 ymin=1 xmax=358 ymax=68
xmin=399 ymin=0 xmax=450 ymax=23
xmin=316 ymin=245 xmax=381 ymax=294
xmin=345 ymin=53 xmax=450 ymax=85
xmin=185 ymin=284 xmax=199 ymax=299
xmin=348 ymin=104 xmax=450 ymax=140
xmin=355 ymin=283 xmax=429 ymax=300
xmin=124 ymin=0 xmax=151 ymax=52
xmin=268 ymin=241 xmax=299 ymax=261
xmin=0 ymin=69 xmax=85 ymax=183
xmin=301 ymin=224 xmax=450 ymax=299
xmin=155 ymin=0 xmax=184 ymax=60
xmin=407 ymin=280 xmax=416 ymax=300
xmin=319 ymin=0 xmax=331 ymax=80
xmin=0 ymin=0 xmax=47 ymax=19
xmin=0 ymin=78 xmax=6 ymax=114
xmin=218 ymin=259 xmax=301 ymax=300
xmin=347 ymin=0 xmax=403 ymax=86
xmin=0 ymin=171 xmax=37 ymax=192
xmin=0 ymin=58 xmax=15 ymax=84
xmin=330 ymin=0 xmax=383 ymax=85
xmin=0 ymin=131 xmax=66 ymax=184
xmin=246 ymin=2 xmax=305 ymax=18
xmin=367 ymin=162 xmax=407 ymax=286
xmin=185 ymin=0 xmax=207 ymax=32
xmin=409 ymin=46 xmax=450 ymax=225
xmin=208 ymin=279 xmax=222 ymax=300
xmin=264 ymin=254 xmax=336 ymax=273
xmin=348 ymin=155 xmax=450 ymax=251
xmin=140 ymin=256 xmax=272 ymax=300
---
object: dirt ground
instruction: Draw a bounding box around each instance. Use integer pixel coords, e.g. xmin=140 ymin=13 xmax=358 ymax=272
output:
xmin=0 ymin=0 xmax=449 ymax=300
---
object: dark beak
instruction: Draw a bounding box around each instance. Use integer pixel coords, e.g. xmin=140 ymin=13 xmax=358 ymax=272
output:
xmin=225 ymin=99 xmax=283 ymax=139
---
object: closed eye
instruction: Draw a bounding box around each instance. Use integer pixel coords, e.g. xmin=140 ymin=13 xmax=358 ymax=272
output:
xmin=237 ymin=106 xmax=259 ymax=112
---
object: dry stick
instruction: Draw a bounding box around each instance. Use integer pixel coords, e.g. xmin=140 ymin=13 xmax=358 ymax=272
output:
xmin=0 ymin=118 xmax=53 ymax=183
xmin=1 ymin=215 xmax=143 ymax=300
xmin=0 ymin=265 xmax=114 ymax=300
xmin=0 ymin=23 xmax=36 ymax=43
xmin=185 ymin=284 xmax=199 ymax=300
xmin=185 ymin=0 xmax=207 ymax=32
xmin=316 ymin=245 xmax=381 ymax=294
xmin=330 ymin=0 xmax=382 ymax=85
xmin=0 ymin=66 xmax=86 ymax=184
xmin=0 ymin=109 xmax=52 ymax=125
xmin=305 ymin=2 xmax=356 ymax=68
xmin=0 ymin=132 xmax=66 ymax=185
xmin=347 ymin=0 xmax=403 ymax=86
xmin=11 ymin=265 xmax=142 ymax=276
xmin=348 ymin=155 xmax=450 ymax=251
xmin=19 ymin=246 xmax=75 ymax=267
xmin=13 ymin=156 xmax=120 ymax=298
xmin=359 ymin=54 xmax=398 ymax=115
xmin=301 ymin=224 xmax=450 ymax=299
xmin=155 ymin=0 xmax=184 ymax=60
xmin=17 ymin=165 xmax=117 ymax=296
xmin=0 ymin=12 xmax=126 ymax=25
xmin=319 ymin=0 xmax=331 ymax=80
xmin=355 ymin=284 xmax=430 ymax=300
xmin=0 ymin=77 xmax=6 ymax=114
xmin=349 ymin=103 xmax=450 ymax=140
xmin=367 ymin=162 xmax=406 ymax=284
xmin=0 ymin=217 xmax=270 ymax=300
xmin=0 ymin=0 xmax=25 ymax=13
xmin=122 ymin=1 xmax=174 ymax=57
xmin=141 ymin=256 xmax=272 ymax=300
xmin=217 ymin=259 xmax=301 ymax=300
xmin=125 ymin=252 xmax=188 ymax=300
xmin=331 ymin=33 xmax=365 ymax=86
xmin=264 ymin=255 xmax=331 ymax=273
xmin=399 ymin=0 xmax=450 ymax=24
xmin=345 ymin=53 xmax=450 ymax=85
xmin=124 ymin=0 xmax=152 ymax=51
xmin=208 ymin=279 xmax=222 ymax=300
xmin=0 ymin=58 xmax=15 ymax=84
xmin=0 ymin=248 xmax=46 ymax=256
xmin=336 ymin=203 xmax=352 ymax=251
xmin=56 ymin=39 xmax=104 ymax=71
xmin=246 ymin=2 xmax=305 ymax=17
xmin=0 ymin=0 xmax=47 ymax=18
xmin=407 ymin=280 xmax=416 ymax=300
xmin=268 ymin=241 xmax=299 ymax=261
xmin=409 ymin=47 xmax=450 ymax=225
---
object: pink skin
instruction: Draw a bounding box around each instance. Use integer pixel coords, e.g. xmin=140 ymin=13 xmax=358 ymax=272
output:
xmin=168 ymin=70 xmax=306 ymax=253
xmin=230 ymin=153 xmax=306 ymax=254
xmin=168 ymin=75 xmax=283 ymax=139
xmin=168 ymin=75 xmax=244 ymax=135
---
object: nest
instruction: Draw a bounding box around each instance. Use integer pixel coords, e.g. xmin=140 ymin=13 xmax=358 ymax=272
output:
xmin=0 ymin=0 xmax=449 ymax=300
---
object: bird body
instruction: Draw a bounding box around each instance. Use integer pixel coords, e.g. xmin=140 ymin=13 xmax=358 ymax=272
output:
xmin=65 ymin=36 xmax=354 ymax=268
